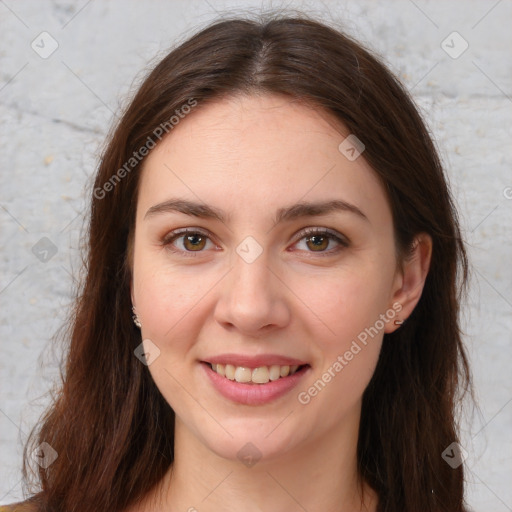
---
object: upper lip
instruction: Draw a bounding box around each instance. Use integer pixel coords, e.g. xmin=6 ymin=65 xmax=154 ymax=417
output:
xmin=203 ymin=353 xmax=309 ymax=368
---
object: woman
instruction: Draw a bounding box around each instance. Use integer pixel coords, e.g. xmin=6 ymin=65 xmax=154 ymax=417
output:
xmin=4 ymin=12 xmax=471 ymax=512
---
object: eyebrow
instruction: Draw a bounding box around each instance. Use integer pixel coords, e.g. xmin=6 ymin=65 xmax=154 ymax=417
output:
xmin=144 ymin=198 xmax=369 ymax=224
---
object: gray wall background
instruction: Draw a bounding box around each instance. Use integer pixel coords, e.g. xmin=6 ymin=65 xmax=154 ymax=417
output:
xmin=1 ymin=0 xmax=511 ymax=509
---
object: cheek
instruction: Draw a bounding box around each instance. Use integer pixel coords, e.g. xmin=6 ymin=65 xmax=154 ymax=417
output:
xmin=133 ymin=245 xmax=209 ymax=331
xmin=290 ymin=267 xmax=391 ymax=408
xmin=291 ymin=265 xmax=393 ymax=345
xmin=133 ymin=263 xmax=207 ymax=413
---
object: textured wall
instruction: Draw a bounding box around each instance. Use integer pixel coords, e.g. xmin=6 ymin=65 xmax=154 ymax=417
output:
xmin=1 ymin=1 xmax=511 ymax=510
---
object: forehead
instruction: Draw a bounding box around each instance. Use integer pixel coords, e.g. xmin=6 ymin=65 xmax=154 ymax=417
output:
xmin=137 ymin=94 xmax=389 ymax=226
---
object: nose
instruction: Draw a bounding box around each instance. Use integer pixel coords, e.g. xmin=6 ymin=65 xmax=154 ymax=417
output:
xmin=214 ymin=247 xmax=291 ymax=336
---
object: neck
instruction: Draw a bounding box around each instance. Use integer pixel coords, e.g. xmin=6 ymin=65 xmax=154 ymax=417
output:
xmin=143 ymin=407 xmax=377 ymax=512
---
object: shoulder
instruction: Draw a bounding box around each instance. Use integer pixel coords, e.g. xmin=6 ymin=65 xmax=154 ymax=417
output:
xmin=0 ymin=501 xmax=38 ymax=512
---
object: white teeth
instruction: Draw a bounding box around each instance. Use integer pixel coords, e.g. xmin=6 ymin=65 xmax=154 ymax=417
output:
xmin=225 ymin=364 xmax=236 ymax=380
xmin=234 ymin=367 xmax=252 ymax=383
xmin=211 ymin=363 xmax=304 ymax=383
xmin=252 ymin=366 xmax=270 ymax=384
xmin=269 ymin=365 xmax=281 ymax=381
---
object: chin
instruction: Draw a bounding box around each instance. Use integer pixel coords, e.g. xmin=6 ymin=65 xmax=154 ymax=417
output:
xmin=193 ymin=416 xmax=309 ymax=466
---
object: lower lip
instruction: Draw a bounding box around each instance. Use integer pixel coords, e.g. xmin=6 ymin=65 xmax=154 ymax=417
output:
xmin=202 ymin=362 xmax=310 ymax=406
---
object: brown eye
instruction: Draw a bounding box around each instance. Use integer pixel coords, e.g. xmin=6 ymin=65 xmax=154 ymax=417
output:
xmin=182 ymin=233 xmax=207 ymax=251
xmin=305 ymin=234 xmax=330 ymax=251
xmin=162 ymin=229 xmax=215 ymax=257
xmin=293 ymin=228 xmax=349 ymax=256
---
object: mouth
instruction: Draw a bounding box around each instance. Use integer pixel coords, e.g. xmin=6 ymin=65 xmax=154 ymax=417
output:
xmin=200 ymin=357 xmax=311 ymax=405
xmin=205 ymin=362 xmax=309 ymax=384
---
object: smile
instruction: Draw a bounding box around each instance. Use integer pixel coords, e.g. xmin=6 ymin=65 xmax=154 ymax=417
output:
xmin=201 ymin=359 xmax=311 ymax=406
xmin=209 ymin=363 xmax=305 ymax=384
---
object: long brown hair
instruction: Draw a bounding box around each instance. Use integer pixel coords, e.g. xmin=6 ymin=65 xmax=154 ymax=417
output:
xmin=22 ymin=12 xmax=471 ymax=512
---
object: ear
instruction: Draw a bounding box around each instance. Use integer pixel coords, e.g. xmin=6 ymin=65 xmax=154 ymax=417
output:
xmin=128 ymin=230 xmax=136 ymax=308
xmin=385 ymin=233 xmax=432 ymax=333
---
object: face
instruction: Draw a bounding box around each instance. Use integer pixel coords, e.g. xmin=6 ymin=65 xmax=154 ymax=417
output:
xmin=131 ymin=93 xmax=404 ymax=463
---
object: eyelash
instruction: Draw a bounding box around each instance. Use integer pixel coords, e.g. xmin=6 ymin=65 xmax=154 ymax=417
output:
xmin=161 ymin=227 xmax=349 ymax=258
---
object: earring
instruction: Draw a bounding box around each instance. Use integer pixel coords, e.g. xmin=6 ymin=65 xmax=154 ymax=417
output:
xmin=394 ymin=319 xmax=403 ymax=326
xmin=132 ymin=306 xmax=142 ymax=329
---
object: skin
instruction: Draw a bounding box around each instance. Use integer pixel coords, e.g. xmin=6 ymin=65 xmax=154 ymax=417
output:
xmin=128 ymin=93 xmax=432 ymax=512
